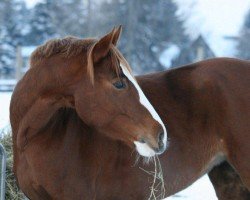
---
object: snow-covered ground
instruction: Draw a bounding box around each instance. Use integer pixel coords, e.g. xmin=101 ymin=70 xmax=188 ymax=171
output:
xmin=0 ymin=92 xmax=218 ymax=199
xmin=0 ymin=92 xmax=12 ymax=131
xmin=165 ymin=175 xmax=217 ymax=200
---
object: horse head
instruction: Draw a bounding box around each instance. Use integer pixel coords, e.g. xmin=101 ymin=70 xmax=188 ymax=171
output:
xmin=29 ymin=26 xmax=168 ymax=157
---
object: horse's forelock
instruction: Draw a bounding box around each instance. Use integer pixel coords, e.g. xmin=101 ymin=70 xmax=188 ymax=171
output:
xmin=111 ymin=45 xmax=132 ymax=74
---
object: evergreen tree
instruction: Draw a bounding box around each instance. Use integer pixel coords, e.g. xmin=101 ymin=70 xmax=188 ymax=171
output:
xmin=26 ymin=0 xmax=56 ymax=45
xmin=0 ymin=0 xmax=190 ymax=76
xmin=237 ymin=10 xmax=250 ymax=60
xmin=48 ymin=0 xmax=88 ymax=37
xmin=95 ymin=0 xmax=189 ymax=73
xmin=0 ymin=0 xmax=27 ymax=76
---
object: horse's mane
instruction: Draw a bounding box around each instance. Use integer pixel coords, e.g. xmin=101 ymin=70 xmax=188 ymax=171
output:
xmin=30 ymin=36 xmax=95 ymax=66
xmin=30 ymin=36 xmax=132 ymax=84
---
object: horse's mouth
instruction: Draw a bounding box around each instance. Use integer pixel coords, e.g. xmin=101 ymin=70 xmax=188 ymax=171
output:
xmin=134 ymin=141 xmax=166 ymax=157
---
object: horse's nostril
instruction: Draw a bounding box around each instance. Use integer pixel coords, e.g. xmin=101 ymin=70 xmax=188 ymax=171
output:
xmin=139 ymin=138 xmax=146 ymax=143
xmin=158 ymin=132 xmax=164 ymax=142
xmin=159 ymin=141 xmax=164 ymax=149
xmin=154 ymin=142 xmax=165 ymax=153
xmin=157 ymin=131 xmax=165 ymax=153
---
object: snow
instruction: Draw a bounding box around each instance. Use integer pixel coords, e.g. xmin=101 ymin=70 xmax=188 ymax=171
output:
xmin=0 ymin=92 xmax=12 ymax=132
xmin=174 ymin=0 xmax=250 ymax=57
xmin=164 ymin=175 xmax=217 ymax=200
xmin=0 ymin=80 xmax=16 ymax=92
xmin=159 ymin=44 xmax=180 ymax=68
xmin=22 ymin=46 xmax=36 ymax=57
xmin=0 ymin=79 xmax=17 ymax=85
xmin=24 ymin=0 xmax=43 ymax=8
xmin=0 ymin=91 xmax=218 ymax=199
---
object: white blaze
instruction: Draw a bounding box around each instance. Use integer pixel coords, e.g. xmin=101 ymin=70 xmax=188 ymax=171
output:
xmin=120 ymin=64 xmax=167 ymax=157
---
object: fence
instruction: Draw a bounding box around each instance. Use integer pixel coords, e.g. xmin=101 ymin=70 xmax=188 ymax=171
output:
xmin=0 ymin=79 xmax=16 ymax=92
xmin=0 ymin=46 xmax=34 ymax=92
xmin=0 ymin=144 xmax=6 ymax=200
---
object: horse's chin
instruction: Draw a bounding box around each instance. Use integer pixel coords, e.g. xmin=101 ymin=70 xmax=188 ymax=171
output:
xmin=134 ymin=141 xmax=156 ymax=157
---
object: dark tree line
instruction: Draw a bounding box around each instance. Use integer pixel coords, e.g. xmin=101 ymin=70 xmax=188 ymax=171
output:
xmin=237 ymin=9 xmax=250 ymax=60
xmin=0 ymin=0 xmax=189 ymax=75
xmin=92 ymin=0 xmax=189 ymax=73
xmin=0 ymin=0 xmax=27 ymax=75
xmin=1 ymin=0 xmax=249 ymax=77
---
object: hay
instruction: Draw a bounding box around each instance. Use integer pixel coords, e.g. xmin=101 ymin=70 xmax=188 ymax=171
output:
xmin=139 ymin=156 xmax=166 ymax=200
xmin=0 ymin=131 xmax=26 ymax=200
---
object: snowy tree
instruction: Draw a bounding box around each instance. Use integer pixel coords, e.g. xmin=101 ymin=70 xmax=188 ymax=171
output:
xmin=25 ymin=0 xmax=56 ymax=45
xmin=0 ymin=0 xmax=190 ymax=76
xmin=47 ymin=0 xmax=88 ymax=37
xmin=0 ymin=0 xmax=27 ymax=76
xmin=237 ymin=10 xmax=250 ymax=60
xmin=94 ymin=0 xmax=189 ymax=73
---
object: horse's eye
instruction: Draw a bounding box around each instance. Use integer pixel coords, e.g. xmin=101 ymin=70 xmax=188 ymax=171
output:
xmin=113 ymin=80 xmax=126 ymax=89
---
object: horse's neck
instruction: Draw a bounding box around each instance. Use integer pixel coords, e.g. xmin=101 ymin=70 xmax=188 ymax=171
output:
xmin=62 ymin=110 xmax=135 ymax=169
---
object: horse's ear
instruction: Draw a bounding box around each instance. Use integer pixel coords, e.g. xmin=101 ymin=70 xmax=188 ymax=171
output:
xmin=112 ymin=25 xmax=122 ymax=46
xmin=93 ymin=28 xmax=116 ymax=63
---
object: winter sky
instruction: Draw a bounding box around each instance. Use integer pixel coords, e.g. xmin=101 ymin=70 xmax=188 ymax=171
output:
xmin=25 ymin=0 xmax=250 ymax=56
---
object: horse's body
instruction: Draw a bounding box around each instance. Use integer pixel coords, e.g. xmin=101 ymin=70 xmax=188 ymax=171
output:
xmin=137 ymin=58 xmax=250 ymax=199
xmin=10 ymin=28 xmax=250 ymax=199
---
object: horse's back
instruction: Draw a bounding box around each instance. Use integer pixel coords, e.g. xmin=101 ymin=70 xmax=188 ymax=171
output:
xmin=169 ymin=57 xmax=250 ymax=139
xmin=191 ymin=58 xmax=250 ymax=136
xmin=192 ymin=58 xmax=250 ymax=119
xmin=169 ymin=58 xmax=250 ymax=188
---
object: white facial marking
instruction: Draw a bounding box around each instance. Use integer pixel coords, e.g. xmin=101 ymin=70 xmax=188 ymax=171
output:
xmin=120 ymin=64 xmax=168 ymax=157
xmin=134 ymin=141 xmax=156 ymax=157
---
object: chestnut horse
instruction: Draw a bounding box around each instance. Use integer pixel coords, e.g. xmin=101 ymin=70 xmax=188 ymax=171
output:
xmin=10 ymin=27 xmax=249 ymax=199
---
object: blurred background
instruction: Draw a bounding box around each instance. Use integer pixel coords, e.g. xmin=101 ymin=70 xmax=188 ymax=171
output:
xmin=0 ymin=0 xmax=249 ymax=80
xmin=0 ymin=0 xmax=250 ymax=199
